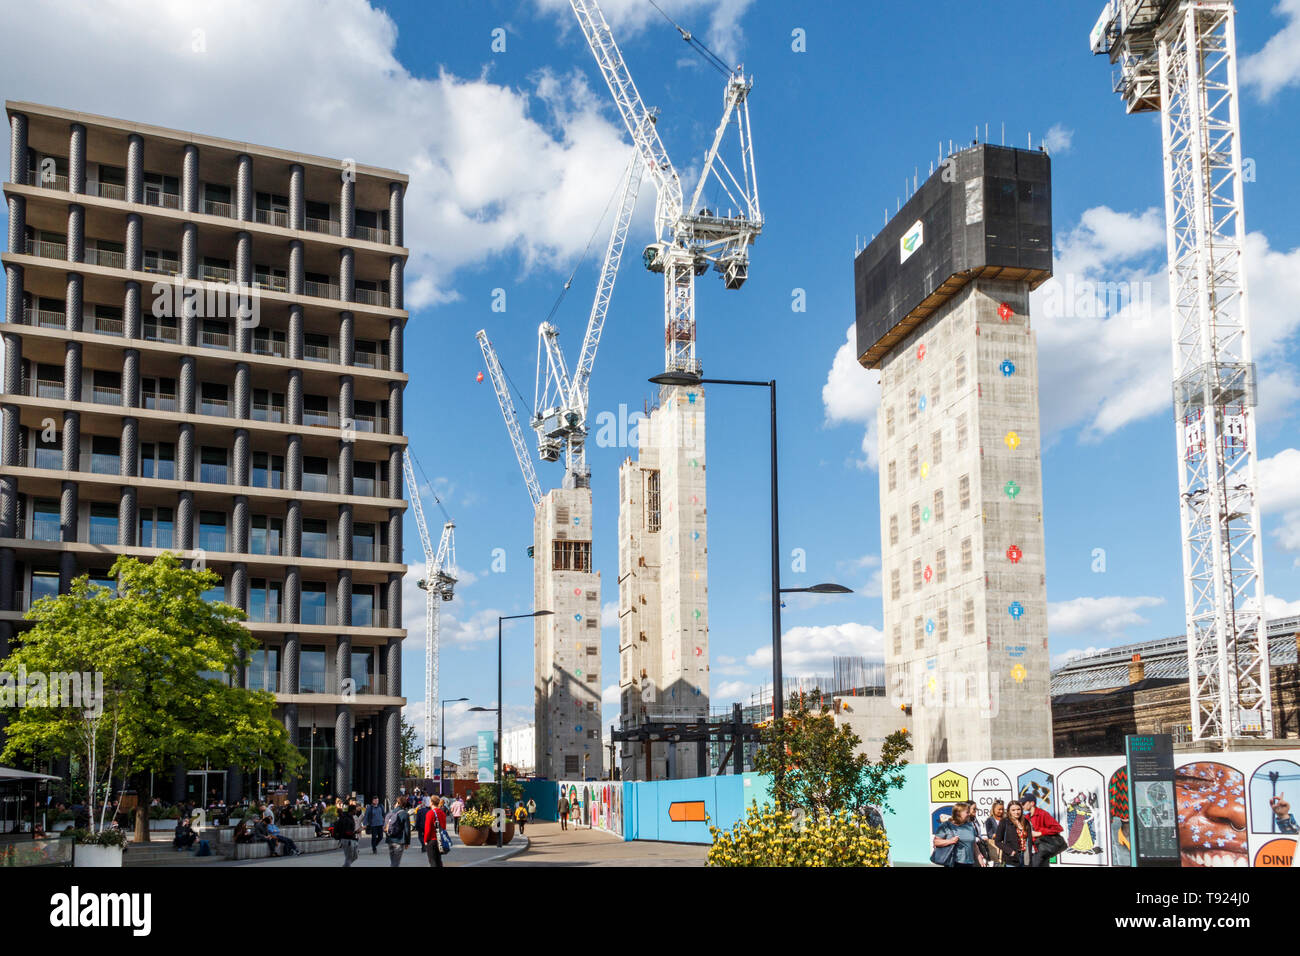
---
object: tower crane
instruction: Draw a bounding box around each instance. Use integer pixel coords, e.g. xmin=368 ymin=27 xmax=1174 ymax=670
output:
xmin=569 ymin=0 xmax=762 ymax=376
xmin=1091 ymin=0 xmax=1271 ymax=740
xmin=403 ymin=447 xmax=457 ymax=778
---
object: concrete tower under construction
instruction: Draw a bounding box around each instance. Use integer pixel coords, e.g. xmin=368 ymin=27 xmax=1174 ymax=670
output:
xmin=617 ymin=387 xmax=710 ymax=780
xmin=855 ymin=143 xmax=1055 ymax=763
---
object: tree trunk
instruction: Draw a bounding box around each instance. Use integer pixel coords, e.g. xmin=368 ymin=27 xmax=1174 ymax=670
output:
xmin=133 ymin=770 xmax=150 ymax=844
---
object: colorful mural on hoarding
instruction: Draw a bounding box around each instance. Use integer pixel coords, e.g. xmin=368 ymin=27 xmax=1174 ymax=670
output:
xmin=923 ymin=750 xmax=1300 ymax=867
xmin=557 ymin=780 xmax=623 ymax=837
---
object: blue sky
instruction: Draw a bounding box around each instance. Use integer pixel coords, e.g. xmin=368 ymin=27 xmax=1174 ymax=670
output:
xmin=2 ymin=0 xmax=1298 ymax=757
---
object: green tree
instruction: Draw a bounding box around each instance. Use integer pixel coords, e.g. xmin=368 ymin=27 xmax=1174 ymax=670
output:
xmin=753 ymin=692 xmax=911 ymax=817
xmin=0 ymin=553 xmax=302 ymax=840
xmin=400 ymin=716 xmax=422 ymax=778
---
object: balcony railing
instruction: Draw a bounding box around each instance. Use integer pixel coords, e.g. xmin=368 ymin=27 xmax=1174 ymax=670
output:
xmin=253 ymin=273 xmax=287 ymax=293
xmin=304 ymin=217 xmax=341 ymax=236
xmin=352 ymin=351 xmax=390 ymax=371
xmin=31 ymin=517 xmax=60 ymax=542
xmin=354 ymin=224 xmax=390 ymax=244
xmin=34 ymin=173 xmax=69 ymax=192
xmin=142 ymin=257 xmax=181 ymax=276
xmin=85 ymin=247 xmax=126 ymax=269
xmin=303 ymin=280 xmax=339 ymax=301
xmin=90 ymin=385 xmax=122 ymax=406
xmin=255 ymin=208 xmax=289 ymax=228
xmin=352 ymin=478 xmax=391 ymax=498
xmin=251 ymin=403 xmax=285 ymax=423
xmin=87 ymin=454 xmax=120 ymax=476
xmin=143 ymin=323 xmax=180 ymax=343
xmin=197 ymin=531 xmax=229 ymax=553
xmin=23 ymin=308 xmax=66 ymax=329
xmin=25 ymin=238 xmax=67 ymax=260
xmin=142 ymin=393 xmax=178 ymax=411
xmin=200 ymin=329 xmax=231 ymax=349
xmin=201 ymin=264 xmax=233 ymax=283
xmin=300 ymin=473 xmax=336 ymax=494
xmin=31 ymin=379 xmax=64 ymax=400
xmin=251 ymin=338 xmax=287 ymax=358
xmin=142 ymin=188 xmax=180 ymax=210
xmin=95 ymin=182 xmax=126 ymax=201
xmin=199 ymin=463 xmax=230 ymax=483
xmin=352 ymin=287 xmax=386 ymax=307
xmin=303 ymin=409 xmax=339 ymax=428
xmin=352 ymin=415 xmax=389 ymax=433
xmin=303 ymin=342 xmax=339 ymax=364
xmin=87 ymin=523 xmax=120 ymax=546
xmin=351 ymin=608 xmax=390 ymax=628
xmin=203 ymin=199 xmax=232 ymax=218
xmin=199 ymin=397 xmax=231 ymax=417
xmin=91 ymin=315 xmax=124 ymax=336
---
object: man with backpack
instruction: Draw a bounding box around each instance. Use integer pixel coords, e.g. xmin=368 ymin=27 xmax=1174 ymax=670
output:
xmin=363 ymin=796 xmax=384 ymax=854
xmin=384 ymin=795 xmax=410 ymax=867
xmin=1020 ymin=793 xmax=1066 ymax=867
xmin=333 ymin=800 xmax=359 ymax=867
xmin=415 ymin=797 xmax=430 ymax=851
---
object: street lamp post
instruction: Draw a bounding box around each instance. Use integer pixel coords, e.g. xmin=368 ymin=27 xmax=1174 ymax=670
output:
xmin=649 ymin=371 xmax=852 ymax=803
xmin=482 ymin=611 xmax=552 ymax=848
xmin=439 ymin=697 xmax=468 ymax=797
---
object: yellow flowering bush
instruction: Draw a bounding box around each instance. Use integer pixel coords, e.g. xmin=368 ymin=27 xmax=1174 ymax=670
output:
xmin=707 ymin=803 xmax=890 ymax=867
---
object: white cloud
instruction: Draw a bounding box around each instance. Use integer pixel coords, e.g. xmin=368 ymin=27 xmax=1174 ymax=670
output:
xmin=1265 ymin=594 xmax=1300 ymax=618
xmin=0 ymin=0 xmax=640 ymax=307
xmin=822 ymin=324 xmax=882 ymax=469
xmin=713 ymin=679 xmax=758 ymax=703
xmin=601 ymin=683 xmax=621 ymax=711
xmin=1242 ymin=0 xmax=1300 ymax=101
xmin=601 ymin=601 xmax=620 ymax=628
xmin=745 ymin=621 xmax=884 ymax=675
xmin=1051 ymin=646 xmax=1107 ymax=669
xmin=1048 ymin=595 xmax=1166 ymax=636
xmin=713 ymin=654 xmax=748 ymax=677
xmin=1259 ymin=448 xmax=1300 ymax=561
xmin=533 ymin=0 xmax=755 ymax=70
xmin=1043 ymin=123 xmax=1073 ymax=154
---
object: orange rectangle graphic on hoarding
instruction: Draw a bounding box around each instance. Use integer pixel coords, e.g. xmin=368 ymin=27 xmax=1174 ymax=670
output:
xmin=668 ymin=801 xmax=707 ymax=822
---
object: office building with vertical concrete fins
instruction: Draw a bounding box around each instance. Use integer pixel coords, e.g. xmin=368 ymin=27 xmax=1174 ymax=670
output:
xmin=854 ymin=143 xmax=1055 ymax=763
xmin=1 ymin=102 xmax=410 ymax=802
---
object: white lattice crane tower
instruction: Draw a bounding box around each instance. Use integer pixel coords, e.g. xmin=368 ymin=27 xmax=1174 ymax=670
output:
xmin=1091 ymin=0 xmax=1271 ymax=740
xmin=404 ymin=448 xmax=457 ymax=778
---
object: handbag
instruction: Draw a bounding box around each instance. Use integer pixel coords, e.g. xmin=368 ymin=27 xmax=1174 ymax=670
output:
xmin=439 ymin=826 xmax=452 ymax=854
xmin=1036 ymin=832 xmax=1067 ymax=860
xmin=930 ymin=825 xmax=956 ymax=866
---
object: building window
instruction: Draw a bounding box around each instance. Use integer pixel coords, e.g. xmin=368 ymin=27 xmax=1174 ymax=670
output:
xmin=935 ymin=548 xmax=947 ymax=583
xmin=907 ymin=388 xmax=917 ymax=422
xmin=908 ymin=445 xmax=919 ymax=479
xmin=963 ymin=598 xmax=975 ymax=635
xmin=885 ymin=405 xmax=895 ymax=438
xmin=887 ymin=460 xmax=897 ymax=492
xmin=248 ymin=645 xmax=280 ymax=692
xmin=301 ymin=518 xmax=329 ymax=559
xmin=955 ymin=353 xmax=966 ymax=389
xmin=552 ymin=540 xmax=592 ymax=572
xmin=564 ymin=755 xmax=580 ymax=776
xmin=957 ymin=413 xmax=968 ymax=451
xmin=933 ymin=489 xmax=945 ymax=522
xmin=912 ymin=558 xmax=923 ymax=591
xmin=300 ymin=644 xmax=327 ymax=694
xmin=198 ymin=511 xmax=227 ymax=553
xmin=889 ymin=514 xmax=899 ymax=546
xmin=31 ymin=498 xmax=60 ymax=542
xmin=932 ymin=430 xmax=942 ymax=466
xmin=890 ymin=569 xmax=901 ymax=600
xmin=961 ymin=536 xmax=973 ymax=573
xmin=139 ymin=507 xmax=174 ymax=549
xmin=250 ymin=516 xmax=284 ymax=556
xmin=910 ymin=503 xmax=921 ymax=536
xmin=913 ymin=616 xmax=924 ymax=649
xmin=892 ymin=624 xmax=902 ymax=655
xmin=959 ymin=474 xmax=971 ymax=510
xmin=301 ymin=582 xmax=328 ymax=625
xmin=140 ymin=442 xmax=176 ymax=480
xmin=938 ymin=607 xmax=949 ymax=643
xmin=252 ymin=452 xmax=284 ymax=490
xmin=87 ymin=504 xmax=120 ymax=546
xmin=931 ymin=375 xmax=941 ymax=408
xmin=646 ymin=469 xmax=661 ymax=533
xmin=248 ymin=578 xmax=282 ymax=625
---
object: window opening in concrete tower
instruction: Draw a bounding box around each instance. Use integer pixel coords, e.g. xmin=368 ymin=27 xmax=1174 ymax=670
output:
xmin=645 ymin=469 xmax=661 ymax=533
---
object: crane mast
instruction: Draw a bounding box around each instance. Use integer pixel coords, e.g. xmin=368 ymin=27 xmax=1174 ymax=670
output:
xmin=476 ymin=330 xmax=544 ymax=508
xmin=404 ymin=448 xmax=458 ymax=778
xmin=1091 ymin=0 xmax=1271 ymax=740
xmin=569 ymin=0 xmax=762 ymax=374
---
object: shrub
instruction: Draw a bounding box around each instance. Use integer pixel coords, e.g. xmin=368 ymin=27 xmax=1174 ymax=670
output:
xmin=707 ymin=803 xmax=890 ymax=868
xmin=67 ymin=827 xmax=129 ymax=849
xmin=459 ymin=807 xmax=495 ymax=829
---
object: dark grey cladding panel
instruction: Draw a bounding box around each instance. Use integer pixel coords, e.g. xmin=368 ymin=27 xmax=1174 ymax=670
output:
xmin=854 ymin=144 xmax=1052 ymax=367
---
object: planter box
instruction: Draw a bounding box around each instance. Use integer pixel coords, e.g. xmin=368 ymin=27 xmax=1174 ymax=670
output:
xmin=459 ymin=825 xmax=489 ymax=847
xmin=74 ymin=844 xmax=124 ymax=868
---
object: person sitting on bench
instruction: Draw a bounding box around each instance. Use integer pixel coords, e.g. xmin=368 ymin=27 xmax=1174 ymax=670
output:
xmin=173 ymin=816 xmax=197 ymax=851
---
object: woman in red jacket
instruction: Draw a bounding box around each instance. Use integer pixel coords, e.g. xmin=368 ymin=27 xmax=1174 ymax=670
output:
xmin=1019 ymin=793 xmax=1065 ymax=867
xmin=424 ymin=797 xmax=449 ymax=868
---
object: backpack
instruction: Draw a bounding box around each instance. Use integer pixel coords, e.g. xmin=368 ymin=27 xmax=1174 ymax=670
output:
xmin=383 ymin=809 xmax=404 ymax=838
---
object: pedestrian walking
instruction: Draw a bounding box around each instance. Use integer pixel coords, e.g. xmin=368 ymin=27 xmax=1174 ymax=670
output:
xmin=363 ymin=796 xmax=385 ymax=854
xmin=415 ymin=797 xmax=430 ymax=851
xmin=932 ymin=803 xmax=982 ymax=867
xmin=994 ymin=800 xmax=1034 ymax=867
xmin=514 ymin=802 xmax=528 ymax=835
xmin=1020 ymin=793 xmax=1065 ymax=867
xmin=981 ymin=800 xmax=1006 ymax=866
xmin=424 ymin=797 xmax=449 ymax=868
xmin=450 ymin=795 xmax=464 ymax=833
xmin=526 ymin=798 xmax=536 ymax=823
xmin=384 ymin=796 xmax=410 ymax=867
xmin=558 ymin=793 xmax=570 ymax=831
xmin=334 ymin=800 xmax=359 ymax=867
